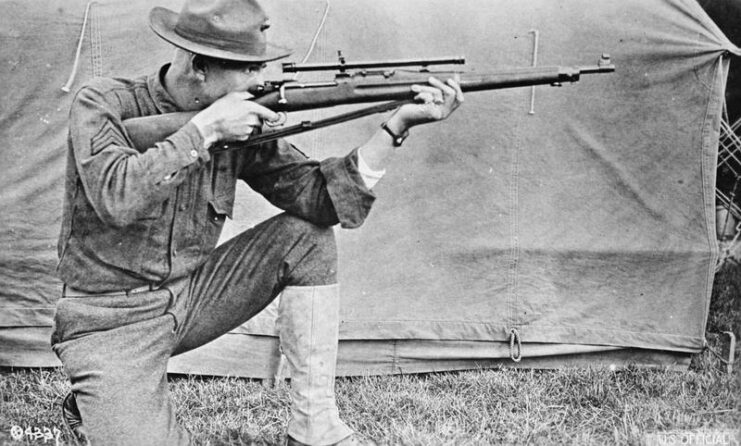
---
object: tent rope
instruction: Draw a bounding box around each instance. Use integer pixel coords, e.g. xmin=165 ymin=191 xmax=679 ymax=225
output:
xmin=293 ymin=0 xmax=331 ymax=80
xmin=704 ymin=343 xmax=730 ymax=366
xmin=716 ymin=114 xmax=741 ymax=269
xmin=90 ymin=0 xmax=103 ymax=78
xmin=287 ymin=0 xmax=330 ymax=159
xmin=61 ymin=1 xmax=98 ymax=93
xmin=509 ymin=328 xmax=522 ymax=362
xmin=716 ymin=215 xmax=741 ymax=271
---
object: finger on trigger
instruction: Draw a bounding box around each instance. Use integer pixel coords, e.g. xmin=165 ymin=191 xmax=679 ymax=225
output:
xmin=253 ymin=105 xmax=279 ymax=122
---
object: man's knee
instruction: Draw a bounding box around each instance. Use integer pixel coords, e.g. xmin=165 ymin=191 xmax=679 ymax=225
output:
xmin=272 ymin=213 xmax=338 ymax=286
xmin=274 ymin=213 xmax=336 ymax=254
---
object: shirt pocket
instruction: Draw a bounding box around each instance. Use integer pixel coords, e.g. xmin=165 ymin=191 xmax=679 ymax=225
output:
xmin=209 ymin=152 xmax=237 ymax=219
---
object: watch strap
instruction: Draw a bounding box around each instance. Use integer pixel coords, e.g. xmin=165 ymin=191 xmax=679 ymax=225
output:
xmin=381 ymin=121 xmax=409 ymax=147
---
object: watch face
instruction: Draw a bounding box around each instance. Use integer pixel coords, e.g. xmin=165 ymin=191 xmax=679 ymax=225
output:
xmin=382 ymin=122 xmax=407 ymax=146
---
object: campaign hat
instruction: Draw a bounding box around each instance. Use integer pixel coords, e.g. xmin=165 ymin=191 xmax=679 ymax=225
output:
xmin=149 ymin=0 xmax=292 ymax=62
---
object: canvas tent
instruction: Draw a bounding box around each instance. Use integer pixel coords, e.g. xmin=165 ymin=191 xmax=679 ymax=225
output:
xmin=699 ymin=0 xmax=741 ymax=122
xmin=1 ymin=0 xmax=739 ymax=377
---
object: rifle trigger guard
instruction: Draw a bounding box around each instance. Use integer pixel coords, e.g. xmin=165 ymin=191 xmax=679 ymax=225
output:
xmin=265 ymin=112 xmax=287 ymax=127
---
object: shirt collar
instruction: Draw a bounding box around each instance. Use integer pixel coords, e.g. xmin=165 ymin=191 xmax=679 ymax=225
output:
xmin=147 ymin=64 xmax=180 ymax=114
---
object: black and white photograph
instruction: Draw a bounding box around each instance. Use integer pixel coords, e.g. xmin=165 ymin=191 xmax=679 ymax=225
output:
xmin=1 ymin=0 xmax=739 ymax=444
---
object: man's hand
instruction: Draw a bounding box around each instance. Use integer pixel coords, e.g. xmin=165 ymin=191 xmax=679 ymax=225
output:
xmin=388 ymin=77 xmax=464 ymax=134
xmin=191 ymin=91 xmax=280 ymax=148
xmin=357 ymin=77 xmax=464 ymax=172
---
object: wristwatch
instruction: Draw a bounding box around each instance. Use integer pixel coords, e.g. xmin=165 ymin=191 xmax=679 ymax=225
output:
xmin=381 ymin=121 xmax=409 ymax=147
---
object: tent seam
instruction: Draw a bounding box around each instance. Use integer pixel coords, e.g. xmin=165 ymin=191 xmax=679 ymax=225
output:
xmin=506 ymin=115 xmax=523 ymax=335
xmin=339 ymin=321 xmax=701 ymax=339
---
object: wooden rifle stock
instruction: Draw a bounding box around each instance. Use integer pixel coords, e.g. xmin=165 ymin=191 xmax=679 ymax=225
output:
xmin=123 ymin=56 xmax=615 ymax=151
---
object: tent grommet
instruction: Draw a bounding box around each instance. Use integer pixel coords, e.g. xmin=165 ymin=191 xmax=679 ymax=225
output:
xmin=509 ymin=328 xmax=522 ymax=363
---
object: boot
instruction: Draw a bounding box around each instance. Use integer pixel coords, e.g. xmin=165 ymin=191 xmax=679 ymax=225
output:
xmin=61 ymin=392 xmax=89 ymax=445
xmin=276 ymin=285 xmax=354 ymax=446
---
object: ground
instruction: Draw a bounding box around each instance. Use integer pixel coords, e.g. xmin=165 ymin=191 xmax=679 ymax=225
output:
xmin=0 ymin=262 xmax=739 ymax=445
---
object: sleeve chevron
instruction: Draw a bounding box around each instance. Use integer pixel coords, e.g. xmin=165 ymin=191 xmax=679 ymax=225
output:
xmin=90 ymin=120 xmax=126 ymax=155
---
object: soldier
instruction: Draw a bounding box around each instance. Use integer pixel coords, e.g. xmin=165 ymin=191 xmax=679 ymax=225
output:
xmin=52 ymin=0 xmax=463 ymax=444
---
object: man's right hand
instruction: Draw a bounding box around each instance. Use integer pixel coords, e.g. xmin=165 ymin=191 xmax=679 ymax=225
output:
xmin=191 ymin=91 xmax=279 ymax=148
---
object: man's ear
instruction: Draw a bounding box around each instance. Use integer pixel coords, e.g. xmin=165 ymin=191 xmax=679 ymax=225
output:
xmin=191 ymin=54 xmax=208 ymax=80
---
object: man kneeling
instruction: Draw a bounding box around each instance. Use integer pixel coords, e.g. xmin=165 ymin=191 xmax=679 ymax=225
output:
xmin=52 ymin=0 xmax=463 ymax=444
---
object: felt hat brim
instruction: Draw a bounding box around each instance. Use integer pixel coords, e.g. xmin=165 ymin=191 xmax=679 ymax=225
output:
xmin=149 ymin=7 xmax=292 ymax=63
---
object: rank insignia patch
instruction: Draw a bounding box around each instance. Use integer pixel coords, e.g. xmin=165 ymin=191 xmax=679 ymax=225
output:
xmin=91 ymin=121 xmax=125 ymax=155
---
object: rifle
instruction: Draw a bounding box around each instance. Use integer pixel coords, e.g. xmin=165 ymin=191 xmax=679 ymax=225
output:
xmin=123 ymin=53 xmax=615 ymax=152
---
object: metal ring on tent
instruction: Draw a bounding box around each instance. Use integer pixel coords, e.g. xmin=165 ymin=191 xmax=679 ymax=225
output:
xmin=509 ymin=328 xmax=522 ymax=362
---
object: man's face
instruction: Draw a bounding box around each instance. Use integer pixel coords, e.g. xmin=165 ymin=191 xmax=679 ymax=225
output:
xmin=199 ymin=61 xmax=266 ymax=106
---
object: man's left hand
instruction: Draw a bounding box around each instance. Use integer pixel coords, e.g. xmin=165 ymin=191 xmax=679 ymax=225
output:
xmin=392 ymin=77 xmax=464 ymax=132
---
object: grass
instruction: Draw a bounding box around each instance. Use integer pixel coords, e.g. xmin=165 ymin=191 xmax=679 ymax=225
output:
xmin=1 ymin=263 xmax=739 ymax=445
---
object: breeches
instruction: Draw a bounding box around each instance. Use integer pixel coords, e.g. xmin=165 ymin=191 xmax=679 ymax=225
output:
xmin=51 ymin=213 xmax=338 ymax=445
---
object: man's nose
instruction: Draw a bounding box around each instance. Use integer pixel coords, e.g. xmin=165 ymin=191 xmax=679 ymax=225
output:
xmin=247 ymin=75 xmax=266 ymax=96
xmin=253 ymin=71 xmax=265 ymax=87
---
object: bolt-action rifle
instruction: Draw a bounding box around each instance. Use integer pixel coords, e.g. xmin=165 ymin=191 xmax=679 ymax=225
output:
xmin=123 ymin=52 xmax=615 ymax=153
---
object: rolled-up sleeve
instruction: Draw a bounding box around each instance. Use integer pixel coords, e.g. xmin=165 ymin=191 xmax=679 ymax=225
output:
xmin=241 ymin=138 xmax=376 ymax=229
xmin=70 ymin=83 xmax=209 ymax=227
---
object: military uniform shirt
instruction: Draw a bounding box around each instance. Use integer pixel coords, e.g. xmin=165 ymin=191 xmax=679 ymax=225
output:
xmin=57 ymin=64 xmax=376 ymax=293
